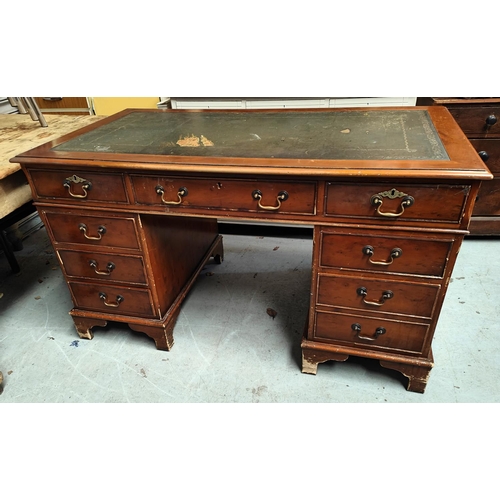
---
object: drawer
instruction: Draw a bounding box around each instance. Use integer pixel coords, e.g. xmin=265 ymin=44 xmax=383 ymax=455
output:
xmin=319 ymin=228 xmax=454 ymax=278
xmin=324 ymin=182 xmax=470 ymax=224
xmin=314 ymin=310 xmax=429 ymax=355
xmin=58 ymin=250 xmax=147 ymax=284
xmin=316 ymin=273 xmax=440 ymax=319
xmin=447 ymin=106 xmax=500 ymax=137
xmin=469 ymin=138 xmax=500 ymax=174
xmin=473 ymin=178 xmax=500 ymax=215
xmin=29 ymin=169 xmax=128 ymax=204
xmin=69 ymin=282 xmax=156 ymax=318
xmin=131 ymin=175 xmax=316 ymax=215
xmin=43 ymin=212 xmax=140 ymax=250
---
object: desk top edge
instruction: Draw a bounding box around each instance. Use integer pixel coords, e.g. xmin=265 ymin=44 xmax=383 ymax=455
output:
xmin=10 ymin=107 xmax=492 ymax=181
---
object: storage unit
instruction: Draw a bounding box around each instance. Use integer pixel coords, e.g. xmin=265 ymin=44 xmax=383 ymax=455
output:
xmin=169 ymin=97 xmax=417 ymax=109
xmin=12 ymin=106 xmax=491 ymax=393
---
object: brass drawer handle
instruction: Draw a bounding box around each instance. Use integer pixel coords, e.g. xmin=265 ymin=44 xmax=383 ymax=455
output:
xmin=63 ymin=175 xmax=92 ymax=199
xmin=89 ymin=259 xmax=115 ymax=275
xmin=79 ymin=223 xmax=106 ymax=240
xmin=252 ymin=190 xmax=289 ymax=211
xmin=357 ymin=287 xmax=393 ymax=306
xmin=370 ymin=188 xmax=414 ymax=217
xmin=351 ymin=323 xmax=386 ymax=341
xmin=362 ymin=245 xmax=402 ymax=266
xmin=98 ymin=292 xmax=124 ymax=307
xmin=156 ymin=185 xmax=188 ymax=205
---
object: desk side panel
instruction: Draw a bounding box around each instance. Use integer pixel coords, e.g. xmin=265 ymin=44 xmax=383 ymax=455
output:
xmin=138 ymin=214 xmax=219 ymax=316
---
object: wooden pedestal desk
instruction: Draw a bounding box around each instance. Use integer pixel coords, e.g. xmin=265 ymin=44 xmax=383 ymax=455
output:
xmin=11 ymin=107 xmax=492 ymax=393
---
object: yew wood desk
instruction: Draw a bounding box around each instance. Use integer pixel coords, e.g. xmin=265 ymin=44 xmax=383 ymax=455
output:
xmin=11 ymin=107 xmax=492 ymax=393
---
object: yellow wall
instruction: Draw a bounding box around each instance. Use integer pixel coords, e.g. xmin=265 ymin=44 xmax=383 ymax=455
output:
xmin=92 ymin=97 xmax=161 ymax=115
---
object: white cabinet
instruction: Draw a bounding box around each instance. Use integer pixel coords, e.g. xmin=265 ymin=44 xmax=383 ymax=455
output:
xmin=169 ymin=97 xmax=417 ymax=109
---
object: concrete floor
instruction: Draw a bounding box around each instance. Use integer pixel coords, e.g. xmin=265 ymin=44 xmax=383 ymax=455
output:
xmin=1 ymin=222 xmax=499 ymax=403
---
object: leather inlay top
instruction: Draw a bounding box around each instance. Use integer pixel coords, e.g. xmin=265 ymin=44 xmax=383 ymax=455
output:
xmin=53 ymin=110 xmax=449 ymax=161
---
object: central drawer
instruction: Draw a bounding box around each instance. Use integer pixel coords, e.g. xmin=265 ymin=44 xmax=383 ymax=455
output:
xmin=131 ymin=175 xmax=317 ymax=215
xmin=324 ymin=182 xmax=470 ymax=224
xmin=314 ymin=310 xmax=429 ymax=355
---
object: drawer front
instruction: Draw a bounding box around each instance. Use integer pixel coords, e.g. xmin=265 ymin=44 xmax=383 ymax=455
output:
xmin=473 ymin=178 xmax=500 ymax=215
xmin=131 ymin=176 xmax=316 ymax=215
xmin=44 ymin=212 xmax=140 ymax=249
xmin=469 ymin=138 xmax=500 ymax=174
xmin=314 ymin=310 xmax=429 ymax=354
xmin=320 ymin=229 xmax=453 ymax=278
xmin=29 ymin=169 xmax=128 ymax=204
xmin=317 ymin=273 xmax=440 ymax=319
xmin=447 ymin=106 xmax=500 ymax=137
xmin=324 ymin=183 xmax=469 ymax=224
xmin=69 ymin=282 xmax=156 ymax=318
xmin=58 ymin=250 xmax=147 ymax=284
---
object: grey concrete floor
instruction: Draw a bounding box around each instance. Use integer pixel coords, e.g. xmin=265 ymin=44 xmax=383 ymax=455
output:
xmin=0 ymin=223 xmax=499 ymax=403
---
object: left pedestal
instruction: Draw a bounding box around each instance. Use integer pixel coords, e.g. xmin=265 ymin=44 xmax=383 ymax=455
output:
xmin=38 ymin=207 xmax=223 ymax=350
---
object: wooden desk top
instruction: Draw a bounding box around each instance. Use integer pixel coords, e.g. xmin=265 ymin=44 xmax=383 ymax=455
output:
xmin=1 ymin=114 xmax=105 ymax=180
xmin=11 ymin=107 xmax=492 ymax=180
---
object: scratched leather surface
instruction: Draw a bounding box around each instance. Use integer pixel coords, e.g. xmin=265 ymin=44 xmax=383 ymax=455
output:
xmin=53 ymin=110 xmax=449 ymax=161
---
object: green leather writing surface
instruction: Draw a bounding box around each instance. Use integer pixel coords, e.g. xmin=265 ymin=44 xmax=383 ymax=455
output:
xmin=53 ymin=110 xmax=449 ymax=161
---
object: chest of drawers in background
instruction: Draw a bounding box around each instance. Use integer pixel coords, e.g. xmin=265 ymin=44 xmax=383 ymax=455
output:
xmin=429 ymin=98 xmax=500 ymax=235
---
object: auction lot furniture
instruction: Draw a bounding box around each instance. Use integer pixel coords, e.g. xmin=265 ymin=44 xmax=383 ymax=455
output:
xmin=11 ymin=107 xmax=492 ymax=393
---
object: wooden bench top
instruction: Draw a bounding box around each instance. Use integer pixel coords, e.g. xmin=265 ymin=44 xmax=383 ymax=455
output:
xmin=1 ymin=114 xmax=105 ymax=180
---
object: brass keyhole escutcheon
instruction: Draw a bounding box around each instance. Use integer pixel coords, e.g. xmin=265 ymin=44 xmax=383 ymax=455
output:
xmin=63 ymin=175 xmax=92 ymax=199
xmin=370 ymin=188 xmax=414 ymax=217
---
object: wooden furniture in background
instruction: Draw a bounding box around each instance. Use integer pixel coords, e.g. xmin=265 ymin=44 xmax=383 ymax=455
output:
xmin=33 ymin=97 xmax=92 ymax=115
xmin=12 ymin=107 xmax=491 ymax=393
xmin=427 ymin=98 xmax=500 ymax=235
xmin=168 ymin=97 xmax=417 ymax=109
